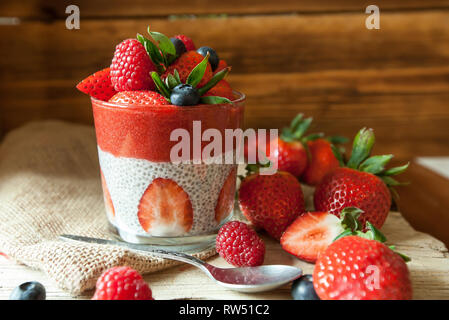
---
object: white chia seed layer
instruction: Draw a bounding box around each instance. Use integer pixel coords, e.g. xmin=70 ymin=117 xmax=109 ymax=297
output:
xmin=98 ymin=147 xmax=236 ymax=236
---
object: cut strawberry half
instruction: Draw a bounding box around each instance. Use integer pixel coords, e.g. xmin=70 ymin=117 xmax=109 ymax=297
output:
xmin=100 ymin=171 xmax=115 ymax=217
xmin=76 ymin=67 xmax=117 ymax=101
xmin=280 ymin=211 xmax=344 ymax=263
xmin=215 ymin=167 xmax=237 ymax=224
xmin=137 ymin=178 xmax=193 ymax=236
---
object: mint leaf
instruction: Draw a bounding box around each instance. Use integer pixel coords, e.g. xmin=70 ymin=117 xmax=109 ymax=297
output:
xmin=186 ymin=52 xmax=210 ymax=87
xmin=137 ymin=33 xmax=165 ymax=72
xmin=151 ymin=72 xmax=171 ymax=99
xmin=200 ymin=96 xmax=231 ymax=104
xmin=166 ymin=74 xmax=180 ymax=89
xmin=173 ymin=69 xmax=181 ymax=83
xmin=148 ymin=28 xmax=177 ymax=64
xmin=198 ymin=67 xmax=230 ymax=96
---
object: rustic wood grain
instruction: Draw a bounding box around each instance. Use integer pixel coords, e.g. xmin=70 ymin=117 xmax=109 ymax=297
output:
xmin=0 ymin=211 xmax=448 ymax=300
xmin=396 ymin=160 xmax=449 ymax=249
xmin=1 ymin=0 xmax=449 ymax=19
xmin=1 ymin=12 xmax=449 ymax=158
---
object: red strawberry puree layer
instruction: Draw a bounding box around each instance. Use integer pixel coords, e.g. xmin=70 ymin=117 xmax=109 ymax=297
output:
xmin=92 ymin=98 xmax=244 ymax=163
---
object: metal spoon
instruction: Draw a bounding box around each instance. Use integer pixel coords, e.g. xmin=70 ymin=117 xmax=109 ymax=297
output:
xmin=60 ymin=234 xmax=302 ymax=293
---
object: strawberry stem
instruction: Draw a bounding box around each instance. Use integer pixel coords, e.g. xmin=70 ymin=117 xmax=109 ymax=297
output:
xmin=333 ymin=207 xmax=411 ymax=262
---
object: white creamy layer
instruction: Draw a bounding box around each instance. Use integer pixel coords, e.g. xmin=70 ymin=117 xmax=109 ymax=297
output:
xmin=98 ymin=147 xmax=235 ymax=236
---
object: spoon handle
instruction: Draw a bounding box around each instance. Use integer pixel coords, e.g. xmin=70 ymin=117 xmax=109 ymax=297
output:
xmin=59 ymin=234 xmax=209 ymax=270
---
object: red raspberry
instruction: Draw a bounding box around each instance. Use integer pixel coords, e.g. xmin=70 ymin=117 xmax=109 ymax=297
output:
xmin=110 ymin=39 xmax=157 ymax=91
xmin=92 ymin=266 xmax=153 ymax=300
xmin=216 ymin=221 xmax=265 ymax=267
xmin=174 ymin=34 xmax=196 ymax=51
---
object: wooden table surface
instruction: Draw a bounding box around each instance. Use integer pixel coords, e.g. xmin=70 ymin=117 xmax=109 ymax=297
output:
xmin=1 ymin=160 xmax=448 ymax=300
xmin=0 ymin=211 xmax=448 ymax=300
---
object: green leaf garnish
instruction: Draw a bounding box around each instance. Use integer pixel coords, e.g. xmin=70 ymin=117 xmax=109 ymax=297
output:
xmin=186 ymin=52 xmax=210 ymax=87
xmin=151 ymin=72 xmax=171 ymax=99
xmin=173 ymin=69 xmax=182 ymax=83
xmin=198 ymin=67 xmax=230 ymax=96
xmin=137 ymin=33 xmax=165 ymax=73
xmin=200 ymin=96 xmax=231 ymax=104
xmin=166 ymin=73 xmax=180 ymax=89
xmin=148 ymin=28 xmax=177 ymax=65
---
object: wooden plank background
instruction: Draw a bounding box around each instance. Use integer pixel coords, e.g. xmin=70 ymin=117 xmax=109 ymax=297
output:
xmin=1 ymin=1 xmax=448 ymax=159
xmin=0 ymin=1 xmax=449 ymax=243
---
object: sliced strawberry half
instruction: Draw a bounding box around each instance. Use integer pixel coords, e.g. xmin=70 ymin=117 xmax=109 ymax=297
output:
xmin=280 ymin=211 xmax=344 ymax=263
xmin=138 ymin=178 xmax=193 ymax=236
xmin=100 ymin=171 xmax=115 ymax=217
xmin=215 ymin=167 xmax=237 ymax=224
xmin=76 ymin=67 xmax=117 ymax=101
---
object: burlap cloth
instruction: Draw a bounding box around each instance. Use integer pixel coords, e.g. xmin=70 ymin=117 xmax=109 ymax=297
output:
xmin=0 ymin=120 xmax=217 ymax=295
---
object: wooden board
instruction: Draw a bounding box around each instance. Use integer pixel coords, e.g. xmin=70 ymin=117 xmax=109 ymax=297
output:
xmin=1 ymin=11 xmax=449 ymax=158
xmin=0 ymin=211 xmax=448 ymax=300
xmin=397 ymin=160 xmax=449 ymax=249
xmin=2 ymin=0 xmax=449 ymax=19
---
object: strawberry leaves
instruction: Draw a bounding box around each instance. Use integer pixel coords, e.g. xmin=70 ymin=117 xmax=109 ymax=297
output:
xmin=347 ymin=128 xmax=375 ymax=169
xmin=342 ymin=128 xmax=409 ymax=188
xmin=333 ymin=207 xmax=411 ymax=262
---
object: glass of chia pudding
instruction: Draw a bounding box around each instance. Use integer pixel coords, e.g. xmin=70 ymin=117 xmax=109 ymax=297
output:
xmin=91 ymin=93 xmax=245 ymax=249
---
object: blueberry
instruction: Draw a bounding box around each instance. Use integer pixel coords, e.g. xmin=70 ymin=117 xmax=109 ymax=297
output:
xmin=170 ymin=37 xmax=187 ymax=56
xmin=291 ymin=275 xmax=320 ymax=300
xmin=196 ymin=46 xmax=219 ymax=71
xmin=10 ymin=281 xmax=46 ymax=300
xmin=170 ymin=84 xmax=200 ymax=106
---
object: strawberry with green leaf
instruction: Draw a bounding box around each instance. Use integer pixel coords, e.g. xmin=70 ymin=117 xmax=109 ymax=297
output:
xmin=300 ymin=135 xmax=348 ymax=186
xmin=137 ymin=28 xmax=212 ymax=88
xmin=150 ymin=53 xmax=233 ymax=106
xmin=314 ymin=128 xmax=409 ymax=229
xmin=281 ymin=206 xmax=410 ymax=263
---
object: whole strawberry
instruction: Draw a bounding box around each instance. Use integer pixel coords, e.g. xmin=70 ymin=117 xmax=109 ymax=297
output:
xmin=314 ymin=128 xmax=408 ymax=229
xmin=313 ymin=236 xmax=412 ymax=300
xmin=76 ymin=67 xmax=117 ymax=101
xmin=173 ymin=34 xmax=196 ymax=51
xmin=162 ymin=51 xmax=212 ymax=88
xmin=203 ymin=80 xmax=234 ymax=101
xmin=110 ymin=39 xmax=157 ymax=91
xmin=269 ymin=114 xmax=316 ymax=178
xmin=238 ymin=166 xmax=305 ymax=239
xmin=216 ymin=221 xmax=265 ymax=267
xmin=92 ymin=266 xmax=153 ymax=300
xmin=301 ymin=138 xmax=341 ymax=186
